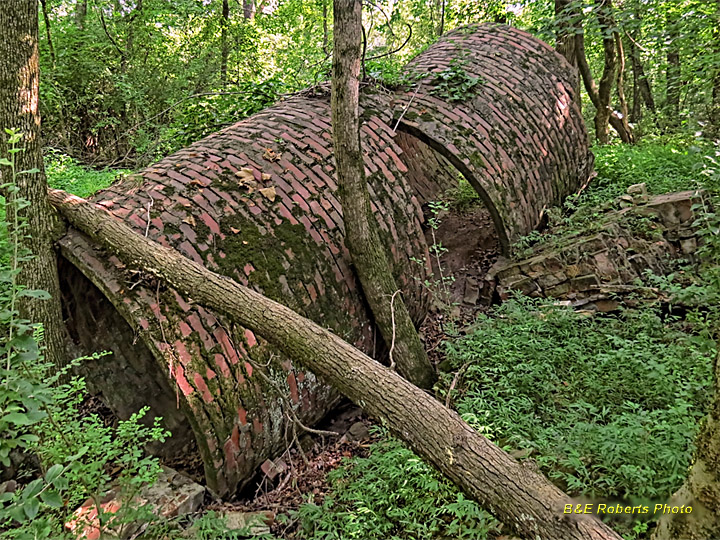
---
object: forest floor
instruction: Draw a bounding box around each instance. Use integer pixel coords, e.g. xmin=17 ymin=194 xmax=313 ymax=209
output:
xmin=31 ymin=138 xmax=718 ymax=540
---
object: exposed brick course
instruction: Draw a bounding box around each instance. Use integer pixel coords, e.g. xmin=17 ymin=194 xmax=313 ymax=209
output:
xmin=58 ymin=23 xmax=589 ymax=495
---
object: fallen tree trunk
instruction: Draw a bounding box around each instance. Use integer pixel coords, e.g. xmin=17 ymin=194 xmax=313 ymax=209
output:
xmin=48 ymin=188 xmax=622 ymax=540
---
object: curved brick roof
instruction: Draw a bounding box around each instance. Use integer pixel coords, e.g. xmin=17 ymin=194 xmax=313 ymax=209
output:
xmin=390 ymin=24 xmax=591 ymax=250
xmin=58 ymin=23 xmax=591 ymax=494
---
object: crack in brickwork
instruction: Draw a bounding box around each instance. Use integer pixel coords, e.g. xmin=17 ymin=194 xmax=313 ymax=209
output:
xmin=59 ymin=24 xmax=590 ymax=495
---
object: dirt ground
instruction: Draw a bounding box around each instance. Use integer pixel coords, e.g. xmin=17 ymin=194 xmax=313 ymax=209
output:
xmin=419 ymin=201 xmax=500 ymax=364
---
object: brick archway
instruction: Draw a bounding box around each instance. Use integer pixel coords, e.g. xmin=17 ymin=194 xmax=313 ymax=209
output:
xmin=58 ymin=24 xmax=591 ymax=494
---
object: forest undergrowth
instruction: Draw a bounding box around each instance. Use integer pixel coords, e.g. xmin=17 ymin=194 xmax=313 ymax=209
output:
xmin=1 ymin=138 xmax=719 ymax=539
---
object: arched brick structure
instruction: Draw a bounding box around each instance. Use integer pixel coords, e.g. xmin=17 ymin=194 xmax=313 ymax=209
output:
xmin=58 ymin=24 xmax=590 ymax=495
xmin=390 ymin=23 xmax=592 ymax=250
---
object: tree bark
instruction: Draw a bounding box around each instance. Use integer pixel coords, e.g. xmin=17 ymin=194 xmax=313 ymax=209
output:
xmin=710 ymin=0 xmax=720 ymax=136
xmin=594 ymin=0 xmax=617 ymax=144
xmin=75 ymin=0 xmax=87 ymax=30
xmin=554 ymin=0 xmax=581 ymax=100
xmin=652 ymin=348 xmax=720 ymax=540
xmin=220 ymin=0 xmax=230 ymax=85
xmin=0 ymin=0 xmax=67 ymax=369
xmin=629 ymin=37 xmax=641 ymax=123
xmin=575 ymin=0 xmax=633 ymax=144
xmin=614 ymin=33 xmax=634 ymax=141
xmin=331 ymin=0 xmax=435 ymax=388
xmin=322 ymin=0 xmax=329 ymax=54
xmin=48 ymin=188 xmax=622 ymax=540
xmin=665 ymin=13 xmax=681 ymax=124
xmin=242 ymin=0 xmax=255 ymax=20
xmin=39 ymin=0 xmax=55 ymax=65
xmin=628 ymin=35 xmax=655 ymax=123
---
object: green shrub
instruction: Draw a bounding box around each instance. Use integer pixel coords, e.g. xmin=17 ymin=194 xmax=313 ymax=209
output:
xmin=442 ymin=298 xmax=714 ymax=501
xmin=592 ymin=139 xmax=710 ymax=200
xmin=295 ymin=431 xmax=498 ymax=540
xmin=512 ymin=139 xmax=712 ymax=257
xmin=0 ymin=135 xmax=167 ymax=539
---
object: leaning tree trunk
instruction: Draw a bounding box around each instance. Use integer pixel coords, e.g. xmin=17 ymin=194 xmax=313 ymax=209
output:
xmin=653 ymin=347 xmax=720 ymax=540
xmin=49 ymin=188 xmax=622 ymax=540
xmin=0 ymin=0 xmax=67 ymax=369
xmin=331 ymin=0 xmax=435 ymax=388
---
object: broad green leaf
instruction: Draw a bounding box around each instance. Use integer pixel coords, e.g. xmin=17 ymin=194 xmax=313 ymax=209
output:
xmin=1 ymin=412 xmax=31 ymax=426
xmin=44 ymin=464 xmax=63 ymax=484
xmin=40 ymin=490 xmax=64 ymax=508
xmin=23 ymin=497 xmax=40 ymax=520
xmin=23 ymin=479 xmax=43 ymax=500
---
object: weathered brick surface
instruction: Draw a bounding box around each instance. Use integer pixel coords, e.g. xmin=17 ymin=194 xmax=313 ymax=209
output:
xmin=490 ymin=191 xmax=707 ymax=309
xmin=58 ymin=24 xmax=589 ymax=495
xmin=389 ymin=24 xmax=592 ymax=251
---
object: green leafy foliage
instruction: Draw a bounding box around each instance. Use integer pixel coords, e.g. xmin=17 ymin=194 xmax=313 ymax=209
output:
xmin=44 ymin=150 xmax=127 ymax=198
xmin=441 ymin=298 xmax=714 ymax=501
xmin=0 ymin=135 xmax=168 ymax=540
xmin=295 ymin=431 xmax=498 ymax=540
xmin=444 ymin=176 xmax=480 ymax=213
xmin=161 ymin=79 xmax=283 ymax=151
xmin=186 ymin=510 xmax=279 ymax=540
xmin=428 ymin=56 xmax=482 ymax=102
xmin=512 ymin=139 xmax=711 ymax=257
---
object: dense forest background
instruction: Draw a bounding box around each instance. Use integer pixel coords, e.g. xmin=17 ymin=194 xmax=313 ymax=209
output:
xmin=35 ymin=0 xmax=719 ymax=169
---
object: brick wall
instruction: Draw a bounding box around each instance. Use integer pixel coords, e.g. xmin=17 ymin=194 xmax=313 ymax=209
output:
xmin=59 ymin=23 xmax=590 ymax=494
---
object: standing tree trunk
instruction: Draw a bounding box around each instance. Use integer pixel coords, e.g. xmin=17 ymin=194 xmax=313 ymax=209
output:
xmin=575 ymin=0 xmax=633 ymax=143
xmin=653 ymin=347 xmax=720 ymax=540
xmin=614 ymin=33 xmax=633 ymax=139
xmin=629 ymin=37 xmax=641 ymax=123
xmin=39 ymin=0 xmax=55 ymax=65
xmin=594 ymin=0 xmax=617 ymax=144
xmin=554 ymin=0 xmax=581 ymax=100
xmin=49 ymin=187 xmax=623 ymax=540
xmin=710 ymin=0 xmax=720 ymax=136
xmin=242 ymin=0 xmax=255 ymax=20
xmin=0 ymin=0 xmax=66 ymax=369
xmin=220 ymin=0 xmax=230 ymax=85
xmin=322 ymin=0 xmax=329 ymax=54
xmin=331 ymin=0 xmax=435 ymax=389
xmin=628 ymin=34 xmax=656 ymax=123
xmin=75 ymin=0 xmax=87 ymax=30
xmin=437 ymin=0 xmax=445 ymax=36
xmin=666 ymin=14 xmax=681 ymax=123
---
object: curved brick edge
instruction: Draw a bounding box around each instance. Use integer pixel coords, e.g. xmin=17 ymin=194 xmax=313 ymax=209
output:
xmin=59 ymin=94 xmax=438 ymax=495
xmin=58 ymin=24 xmax=591 ymax=495
xmin=391 ymin=23 xmax=592 ymax=251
